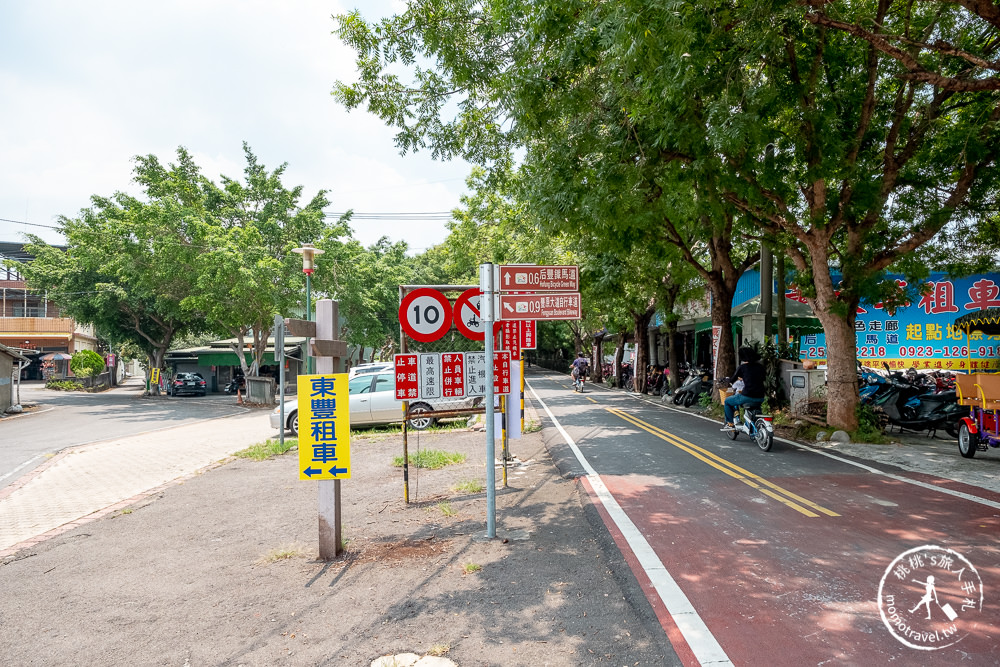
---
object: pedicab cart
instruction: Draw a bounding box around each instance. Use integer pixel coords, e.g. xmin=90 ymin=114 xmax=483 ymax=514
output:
xmin=953 ymin=309 xmax=1000 ymax=458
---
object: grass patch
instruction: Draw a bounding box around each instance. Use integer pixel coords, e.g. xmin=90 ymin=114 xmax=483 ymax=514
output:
xmin=234 ymin=437 xmax=297 ymax=461
xmin=257 ymin=544 xmax=308 ymax=564
xmin=699 ymin=399 xmax=724 ymax=419
xmin=524 ymin=419 xmax=541 ymax=433
xmin=428 ymin=644 xmax=451 ymax=657
xmin=46 ymin=380 xmax=85 ymax=391
xmin=436 ymin=501 xmax=457 ymax=517
xmin=851 ymin=427 xmax=889 ymax=444
xmin=452 ymin=479 xmax=485 ymax=495
xmin=462 ymin=563 xmax=482 ymax=575
xmin=353 ymin=419 xmax=470 ymax=439
xmin=795 ymin=423 xmax=828 ymax=441
xmin=393 ymin=449 xmax=466 ymax=469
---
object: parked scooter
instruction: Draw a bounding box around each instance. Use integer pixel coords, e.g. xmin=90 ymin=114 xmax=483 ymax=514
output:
xmin=672 ymin=365 xmax=713 ymax=407
xmin=873 ymin=364 xmax=968 ymax=436
xmin=225 ymin=376 xmax=245 ymax=394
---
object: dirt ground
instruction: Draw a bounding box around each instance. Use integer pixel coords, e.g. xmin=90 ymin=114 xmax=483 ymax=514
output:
xmin=0 ymin=421 xmax=678 ymax=666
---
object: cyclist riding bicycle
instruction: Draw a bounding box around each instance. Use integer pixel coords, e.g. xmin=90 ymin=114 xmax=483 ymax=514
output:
xmin=721 ymin=347 xmax=766 ymax=430
xmin=570 ymin=352 xmax=590 ymax=392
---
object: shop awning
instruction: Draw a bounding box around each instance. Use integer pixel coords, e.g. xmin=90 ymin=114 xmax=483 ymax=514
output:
xmin=166 ymin=346 xmax=300 ymax=366
xmin=953 ymin=308 xmax=1000 ymax=336
xmin=732 ymin=295 xmax=824 ymax=333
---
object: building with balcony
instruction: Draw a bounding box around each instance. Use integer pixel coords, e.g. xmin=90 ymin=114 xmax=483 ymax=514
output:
xmin=0 ymin=242 xmax=99 ymax=379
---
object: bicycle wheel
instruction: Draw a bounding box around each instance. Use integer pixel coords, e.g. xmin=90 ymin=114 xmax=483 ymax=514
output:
xmin=754 ymin=418 xmax=773 ymax=451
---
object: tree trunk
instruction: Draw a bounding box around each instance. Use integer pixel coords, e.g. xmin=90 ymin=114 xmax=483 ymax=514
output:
xmin=799 ymin=237 xmax=860 ymax=431
xmin=666 ymin=321 xmax=680 ymax=392
xmin=147 ymin=347 xmax=167 ymax=395
xmin=632 ymin=306 xmax=655 ymax=393
xmin=591 ymin=333 xmax=605 ymax=384
xmin=708 ymin=281 xmax=738 ymax=389
xmin=230 ymin=329 xmax=252 ymax=380
xmin=614 ymin=330 xmax=627 ymax=387
xmin=815 ymin=310 xmax=860 ymax=431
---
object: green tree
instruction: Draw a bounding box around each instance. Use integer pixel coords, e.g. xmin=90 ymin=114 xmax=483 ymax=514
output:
xmin=333 ymin=0 xmax=1000 ymax=430
xmin=70 ymin=349 xmax=106 ymax=379
xmin=658 ymin=0 xmax=1000 ymax=428
xmin=19 ymin=177 xmax=203 ymax=390
xmin=315 ymin=231 xmax=414 ymax=363
xmin=135 ymin=144 xmax=330 ymax=378
xmin=332 ymin=1 xmax=760 ymax=396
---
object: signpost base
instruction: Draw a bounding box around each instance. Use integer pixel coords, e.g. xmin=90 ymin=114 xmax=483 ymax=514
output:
xmin=318 ymin=479 xmax=342 ymax=560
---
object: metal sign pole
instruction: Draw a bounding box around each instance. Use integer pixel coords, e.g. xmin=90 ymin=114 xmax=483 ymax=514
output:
xmin=275 ymin=313 xmax=285 ymax=452
xmin=399 ymin=285 xmax=410 ymax=505
xmin=481 ymin=263 xmax=496 ymax=539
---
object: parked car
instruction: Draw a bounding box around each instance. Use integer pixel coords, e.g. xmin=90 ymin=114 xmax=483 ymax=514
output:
xmin=169 ymin=372 xmax=207 ymax=397
xmin=348 ymin=362 xmax=393 ymax=378
xmin=270 ymin=370 xmax=480 ymax=435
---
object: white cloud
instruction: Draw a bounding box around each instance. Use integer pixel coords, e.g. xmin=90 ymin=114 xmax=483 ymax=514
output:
xmin=0 ymin=0 xmax=472 ymax=250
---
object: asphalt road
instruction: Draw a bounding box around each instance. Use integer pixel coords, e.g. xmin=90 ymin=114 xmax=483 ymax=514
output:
xmin=527 ymin=369 xmax=1000 ymax=666
xmin=0 ymin=379 xmax=247 ymax=490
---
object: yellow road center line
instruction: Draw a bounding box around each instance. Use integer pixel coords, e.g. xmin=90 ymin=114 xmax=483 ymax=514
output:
xmin=606 ymin=407 xmax=837 ymax=518
xmin=587 ymin=397 xmax=598 ymax=403
xmin=608 ymin=407 xmax=838 ymax=516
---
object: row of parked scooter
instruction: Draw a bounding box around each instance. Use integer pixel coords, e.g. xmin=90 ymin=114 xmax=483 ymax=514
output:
xmin=662 ymin=360 xmax=968 ymax=438
xmin=858 ymin=363 xmax=968 ymax=437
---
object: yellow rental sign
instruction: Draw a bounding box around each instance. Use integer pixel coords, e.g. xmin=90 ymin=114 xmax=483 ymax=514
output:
xmin=297 ymin=374 xmax=351 ymax=480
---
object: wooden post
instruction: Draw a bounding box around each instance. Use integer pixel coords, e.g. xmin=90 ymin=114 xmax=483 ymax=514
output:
xmin=313 ymin=299 xmax=346 ymax=560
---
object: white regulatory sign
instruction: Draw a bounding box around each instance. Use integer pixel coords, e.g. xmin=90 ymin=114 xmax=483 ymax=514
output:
xmin=464 ymin=352 xmax=488 ymax=397
xmin=418 ymin=353 xmax=442 ymax=399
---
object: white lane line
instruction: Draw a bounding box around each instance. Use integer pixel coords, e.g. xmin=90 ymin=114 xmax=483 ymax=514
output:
xmin=787 ymin=440 xmax=1000 ymax=511
xmin=0 ymin=453 xmax=49 ymax=484
xmin=579 ymin=370 xmax=1000 ymax=512
xmin=527 ymin=381 xmax=733 ymax=667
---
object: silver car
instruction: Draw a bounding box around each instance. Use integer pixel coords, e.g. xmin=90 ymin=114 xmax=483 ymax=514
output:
xmin=270 ymin=371 xmax=480 ymax=435
xmin=347 ymin=362 xmax=393 ymax=378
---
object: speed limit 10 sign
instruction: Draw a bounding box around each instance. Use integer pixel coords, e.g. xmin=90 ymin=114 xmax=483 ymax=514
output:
xmin=399 ymin=288 xmax=453 ymax=342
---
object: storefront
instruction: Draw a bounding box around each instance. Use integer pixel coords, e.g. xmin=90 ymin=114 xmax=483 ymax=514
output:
xmin=165 ymin=337 xmax=307 ymax=393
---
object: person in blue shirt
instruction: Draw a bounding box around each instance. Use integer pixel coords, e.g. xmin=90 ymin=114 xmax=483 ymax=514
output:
xmin=721 ymin=347 xmax=766 ymax=430
xmin=570 ymin=352 xmax=590 ymax=391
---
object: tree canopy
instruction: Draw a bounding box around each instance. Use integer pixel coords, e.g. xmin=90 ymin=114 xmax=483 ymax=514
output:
xmin=334 ymin=0 xmax=1000 ymax=428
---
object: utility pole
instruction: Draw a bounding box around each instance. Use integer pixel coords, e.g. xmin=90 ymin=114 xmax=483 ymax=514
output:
xmin=762 ymin=143 xmax=776 ymax=343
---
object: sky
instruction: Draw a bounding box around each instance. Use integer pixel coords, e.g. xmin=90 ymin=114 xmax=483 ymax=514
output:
xmin=0 ymin=1 xmax=472 ymax=252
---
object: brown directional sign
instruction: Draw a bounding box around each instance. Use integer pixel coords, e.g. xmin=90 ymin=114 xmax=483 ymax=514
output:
xmin=499 ymin=265 xmax=579 ymax=292
xmin=284 ymin=318 xmax=317 ymax=338
xmin=498 ymin=293 xmax=582 ymax=320
xmin=310 ymin=339 xmax=348 ymax=358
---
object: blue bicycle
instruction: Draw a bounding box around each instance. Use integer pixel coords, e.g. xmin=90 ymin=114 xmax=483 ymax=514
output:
xmin=726 ymin=403 xmax=775 ymax=451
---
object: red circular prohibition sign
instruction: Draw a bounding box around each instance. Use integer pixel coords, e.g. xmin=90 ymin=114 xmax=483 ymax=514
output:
xmin=399 ymin=288 xmax=453 ymax=342
xmin=453 ymin=288 xmax=501 ymax=341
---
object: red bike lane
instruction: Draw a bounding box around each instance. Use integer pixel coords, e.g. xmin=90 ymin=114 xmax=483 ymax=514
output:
xmin=580 ymin=412 xmax=1000 ymax=666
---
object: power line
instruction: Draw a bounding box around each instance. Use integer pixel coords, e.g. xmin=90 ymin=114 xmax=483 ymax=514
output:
xmin=3 ymin=213 xmax=455 ymax=226
xmin=325 ymin=211 xmax=455 ymax=221
xmin=0 ymin=217 xmax=62 ymax=230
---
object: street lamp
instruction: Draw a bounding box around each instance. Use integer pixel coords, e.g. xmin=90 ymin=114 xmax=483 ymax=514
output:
xmin=292 ymin=243 xmax=325 ymax=373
